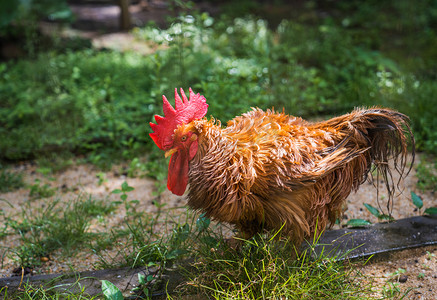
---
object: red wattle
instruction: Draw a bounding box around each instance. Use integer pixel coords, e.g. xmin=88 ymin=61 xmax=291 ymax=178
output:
xmin=167 ymin=151 xmax=189 ymax=196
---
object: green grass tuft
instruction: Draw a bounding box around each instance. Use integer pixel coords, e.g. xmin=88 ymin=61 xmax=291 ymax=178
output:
xmin=180 ymin=234 xmax=374 ymax=299
xmin=3 ymin=194 xmax=116 ymax=268
xmin=0 ymin=166 xmax=24 ymax=193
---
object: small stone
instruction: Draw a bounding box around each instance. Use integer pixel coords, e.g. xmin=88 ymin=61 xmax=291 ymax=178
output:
xmin=398 ymin=275 xmax=408 ymax=283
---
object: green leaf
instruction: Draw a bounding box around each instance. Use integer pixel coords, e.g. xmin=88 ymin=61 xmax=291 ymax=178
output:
xmin=424 ymin=207 xmax=437 ymax=215
xmin=196 ymin=213 xmax=211 ymax=232
xmin=411 ymin=192 xmax=423 ymax=209
xmin=130 ymin=200 xmax=140 ymax=204
xmin=111 ymin=189 xmax=122 ymax=194
xmin=346 ymin=219 xmax=371 ymax=227
xmin=101 ymin=280 xmax=123 ymax=300
xmin=125 ymin=186 xmax=135 ymax=192
xmin=0 ymin=0 xmax=20 ymax=27
xmin=138 ymin=273 xmax=146 ymax=284
xmin=120 ymin=194 xmax=127 ymax=201
xmin=121 ymin=181 xmax=134 ymax=192
xmin=166 ymin=248 xmax=188 ymax=260
xmin=363 ymin=203 xmax=381 ymax=218
xmin=146 ymin=275 xmax=154 ymax=282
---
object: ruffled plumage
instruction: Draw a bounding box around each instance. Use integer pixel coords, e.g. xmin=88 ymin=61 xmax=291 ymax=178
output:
xmin=184 ymin=107 xmax=413 ymax=244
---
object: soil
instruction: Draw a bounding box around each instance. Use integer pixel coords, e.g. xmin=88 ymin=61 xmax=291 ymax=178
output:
xmin=1 ymin=155 xmax=435 ymax=298
xmin=1 ymin=1 xmax=436 ymax=298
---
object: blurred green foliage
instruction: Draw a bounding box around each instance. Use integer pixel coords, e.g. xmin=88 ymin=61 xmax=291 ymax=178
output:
xmin=0 ymin=0 xmax=74 ymax=59
xmin=0 ymin=166 xmax=24 ymax=192
xmin=0 ymin=0 xmax=435 ymax=173
xmin=0 ymin=50 xmax=155 ymax=162
xmin=0 ymin=0 xmax=72 ymax=28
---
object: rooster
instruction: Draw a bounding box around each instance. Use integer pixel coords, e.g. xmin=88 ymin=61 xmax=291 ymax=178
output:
xmin=149 ymin=88 xmax=414 ymax=244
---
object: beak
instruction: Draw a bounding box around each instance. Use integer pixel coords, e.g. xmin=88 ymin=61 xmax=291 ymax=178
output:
xmin=165 ymin=148 xmax=177 ymax=158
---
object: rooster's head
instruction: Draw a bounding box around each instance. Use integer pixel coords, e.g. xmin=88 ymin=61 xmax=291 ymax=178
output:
xmin=149 ymin=88 xmax=208 ymax=195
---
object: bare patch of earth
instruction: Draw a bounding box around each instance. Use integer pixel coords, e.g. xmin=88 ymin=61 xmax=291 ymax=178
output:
xmin=0 ymin=153 xmax=436 ymax=298
xmin=360 ymin=246 xmax=437 ymax=299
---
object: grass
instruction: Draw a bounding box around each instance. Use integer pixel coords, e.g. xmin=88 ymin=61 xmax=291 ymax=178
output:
xmin=1 ymin=179 xmax=415 ymax=299
xmin=0 ymin=0 xmax=435 ymax=170
xmin=2 ymin=232 xmax=381 ymax=300
xmin=416 ymin=154 xmax=437 ymax=192
xmin=181 ymin=235 xmax=373 ymax=299
xmin=1 ymin=279 xmax=99 ymax=299
xmin=1 ymin=194 xmax=117 ymax=269
xmin=0 ymin=166 xmax=24 ymax=193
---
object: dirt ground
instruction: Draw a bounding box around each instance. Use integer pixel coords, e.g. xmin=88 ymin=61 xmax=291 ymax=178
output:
xmin=0 ymin=153 xmax=435 ymax=298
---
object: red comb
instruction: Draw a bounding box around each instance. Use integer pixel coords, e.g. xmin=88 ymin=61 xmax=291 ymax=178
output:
xmin=149 ymin=88 xmax=208 ymax=150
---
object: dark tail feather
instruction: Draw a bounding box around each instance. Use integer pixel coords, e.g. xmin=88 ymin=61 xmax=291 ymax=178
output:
xmin=314 ymin=107 xmax=415 ymax=215
xmin=358 ymin=109 xmax=415 ymax=214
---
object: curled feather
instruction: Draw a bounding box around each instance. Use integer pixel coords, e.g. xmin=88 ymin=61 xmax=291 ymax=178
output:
xmin=181 ymin=107 xmax=414 ymax=245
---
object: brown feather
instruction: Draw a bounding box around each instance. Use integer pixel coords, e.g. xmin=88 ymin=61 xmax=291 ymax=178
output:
xmin=178 ymin=107 xmax=414 ymax=245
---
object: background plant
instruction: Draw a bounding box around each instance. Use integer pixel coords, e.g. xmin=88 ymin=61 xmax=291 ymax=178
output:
xmin=1 ymin=0 xmax=435 ymax=171
xmin=0 ymin=166 xmax=24 ymax=193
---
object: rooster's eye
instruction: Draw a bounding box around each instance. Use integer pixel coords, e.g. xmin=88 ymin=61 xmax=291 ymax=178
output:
xmin=181 ymin=135 xmax=188 ymax=142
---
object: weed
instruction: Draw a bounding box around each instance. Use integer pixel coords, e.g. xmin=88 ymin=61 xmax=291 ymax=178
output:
xmin=95 ymin=208 xmax=378 ymax=299
xmin=36 ymin=153 xmax=74 ymax=174
xmin=382 ymin=282 xmax=402 ymax=298
xmin=5 ymin=194 xmax=115 ymax=268
xmin=126 ymin=157 xmax=148 ymax=178
xmin=180 ymin=233 xmax=373 ymax=299
xmin=346 ymin=218 xmax=372 ymax=227
xmin=410 ymin=192 xmax=437 ymax=216
xmin=111 ymin=181 xmax=139 ymax=215
xmin=363 ymin=203 xmax=395 ymax=222
xmin=134 ymin=272 xmax=151 ymax=298
xmin=96 ymin=172 xmax=107 ymax=186
xmin=4 ymin=194 xmax=413 ymax=299
xmin=28 ymin=179 xmax=56 ymax=199
xmin=0 ymin=166 xmax=24 ymax=193
xmin=360 ymin=191 xmax=437 ymax=223
xmin=1 ymin=1 xmax=435 ymax=165
xmin=0 ymin=204 xmax=9 ymax=239
xmin=416 ymin=155 xmax=437 ymax=192
xmin=101 ymin=280 xmax=123 ymax=300
xmin=1 ymin=278 xmax=99 ymax=299
xmin=411 ymin=191 xmax=424 ymax=212
xmin=387 ymin=268 xmax=406 ymax=281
